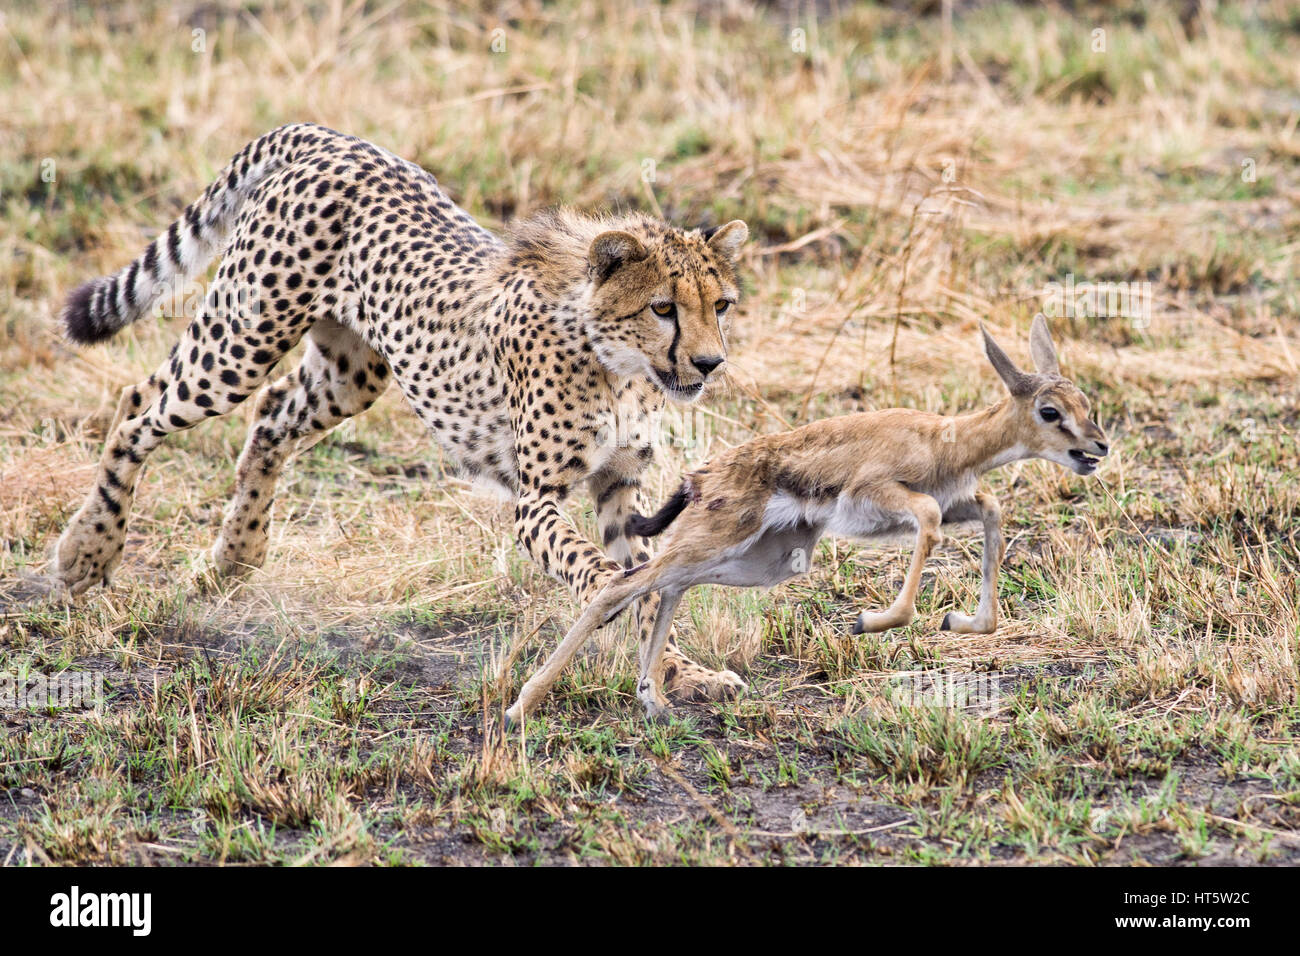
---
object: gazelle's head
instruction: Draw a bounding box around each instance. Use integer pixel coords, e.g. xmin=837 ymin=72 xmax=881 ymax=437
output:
xmin=982 ymin=314 xmax=1109 ymax=475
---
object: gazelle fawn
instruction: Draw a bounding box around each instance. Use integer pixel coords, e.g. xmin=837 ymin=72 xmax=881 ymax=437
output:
xmin=506 ymin=315 xmax=1108 ymax=725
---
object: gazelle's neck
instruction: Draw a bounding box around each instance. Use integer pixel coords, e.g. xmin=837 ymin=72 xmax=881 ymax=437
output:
xmin=943 ymin=399 xmax=1029 ymax=477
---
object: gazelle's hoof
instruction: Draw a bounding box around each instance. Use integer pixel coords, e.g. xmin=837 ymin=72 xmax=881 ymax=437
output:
xmin=853 ymin=609 xmax=908 ymax=634
xmin=503 ymin=704 xmax=523 ymax=732
xmin=937 ymin=610 xmax=997 ymax=635
xmin=643 ymin=699 xmax=675 ymax=722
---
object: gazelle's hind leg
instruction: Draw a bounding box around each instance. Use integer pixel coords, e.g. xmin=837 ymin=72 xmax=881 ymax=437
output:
xmin=636 ymin=588 xmax=684 ymax=719
xmin=211 ymin=319 xmax=390 ymax=577
xmin=940 ymin=492 xmax=1004 ymax=634
xmin=588 ymin=471 xmax=746 ymax=704
xmin=853 ymin=486 xmax=943 ymax=634
xmin=505 ymin=569 xmax=655 ymax=727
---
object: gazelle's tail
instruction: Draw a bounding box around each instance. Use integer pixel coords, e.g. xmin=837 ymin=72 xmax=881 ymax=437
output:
xmin=625 ymin=481 xmax=691 ymax=538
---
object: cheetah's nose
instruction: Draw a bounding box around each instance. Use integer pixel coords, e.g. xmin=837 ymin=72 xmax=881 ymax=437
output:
xmin=691 ymin=355 xmax=724 ymax=377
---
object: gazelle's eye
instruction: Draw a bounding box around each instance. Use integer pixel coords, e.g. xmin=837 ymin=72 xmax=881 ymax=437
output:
xmin=651 ymin=302 xmax=676 ymax=318
xmin=1039 ymin=406 xmax=1061 ymax=422
xmin=714 ymin=299 xmax=731 ymax=315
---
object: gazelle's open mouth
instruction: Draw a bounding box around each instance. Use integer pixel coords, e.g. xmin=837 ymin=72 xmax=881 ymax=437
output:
xmin=1069 ymin=448 xmax=1100 ymax=473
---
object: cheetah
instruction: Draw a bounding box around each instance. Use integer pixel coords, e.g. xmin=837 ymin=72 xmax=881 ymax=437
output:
xmin=53 ymin=123 xmax=751 ymax=703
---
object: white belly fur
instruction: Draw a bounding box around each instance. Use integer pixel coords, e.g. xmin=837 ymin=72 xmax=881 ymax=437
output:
xmin=764 ymin=490 xmax=903 ymax=538
xmin=763 ymin=476 xmax=980 ymax=540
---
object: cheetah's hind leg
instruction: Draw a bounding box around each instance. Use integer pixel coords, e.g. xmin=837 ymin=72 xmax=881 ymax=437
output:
xmin=49 ymin=376 xmax=165 ymax=596
xmin=208 ymin=319 xmax=390 ymax=581
xmin=52 ymin=374 xmax=167 ymax=595
xmin=54 ymin=281 xmax=302 ymax=595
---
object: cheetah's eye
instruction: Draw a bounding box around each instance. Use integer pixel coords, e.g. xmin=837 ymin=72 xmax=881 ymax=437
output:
xmin=714 ymin=300 xmax=731 ymax=315
xmin=651 ymin=302 xmax=677 ymax=319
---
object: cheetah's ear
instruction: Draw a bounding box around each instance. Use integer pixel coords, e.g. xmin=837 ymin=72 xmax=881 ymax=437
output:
xmin=589 ymin=231 xmax=649 ymax=284
xmin=706 ymin=220 xmax=748 ymax=261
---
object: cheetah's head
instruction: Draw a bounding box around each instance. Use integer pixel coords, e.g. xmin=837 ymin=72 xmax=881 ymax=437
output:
xmin=582 ymin=217 xmax=748 ymax=405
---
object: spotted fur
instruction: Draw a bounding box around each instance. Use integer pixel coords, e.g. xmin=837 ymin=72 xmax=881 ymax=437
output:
xmin=53 ymin=123 xmax=751 ymax=702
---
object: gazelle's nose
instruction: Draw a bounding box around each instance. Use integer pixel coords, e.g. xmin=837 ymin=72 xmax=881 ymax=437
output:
xmin=691 ymin=355 xmax=724 ymax=377
xmin=1089 ymin=423 xmax=1109 ymax=455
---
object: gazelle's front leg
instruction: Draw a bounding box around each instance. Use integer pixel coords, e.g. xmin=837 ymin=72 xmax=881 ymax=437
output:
xmin=505 ymin=569 xmax=652 ymax=727
xmin=853 ymin=487 xmax=943 ymax=634
xmin=941 ymin=492 xmax=1004 ymax=634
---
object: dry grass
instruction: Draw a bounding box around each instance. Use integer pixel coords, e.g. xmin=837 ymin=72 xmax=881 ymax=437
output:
xmin=1 ymin=0 xmax=1298 ymax=865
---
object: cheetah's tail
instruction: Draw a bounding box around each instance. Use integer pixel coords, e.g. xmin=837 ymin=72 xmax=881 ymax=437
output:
xmin=60 ymin=123 xmax=323 ymax=345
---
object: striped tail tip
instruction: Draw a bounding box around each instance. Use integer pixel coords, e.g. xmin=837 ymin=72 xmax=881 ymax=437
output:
xmin=60 ymin=278 xmax=118 ymax=345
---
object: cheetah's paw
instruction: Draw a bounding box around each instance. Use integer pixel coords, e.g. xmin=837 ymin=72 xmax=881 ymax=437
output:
xmin=51 ymin=526 xmax=122 ymax=597
xmin=662 ymin=659 xmax=748 ymax=703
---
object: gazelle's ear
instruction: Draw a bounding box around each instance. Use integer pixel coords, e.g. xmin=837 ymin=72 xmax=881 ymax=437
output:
xmin=981 ymin=323 xmax=1032 ymax=396
xmin=589 ymin=231 xmax=649 ymax=284
xmin=1028 ymin=312 xmax=1060 ymax=375
xmin=705 ymin=220 xmax=749 ymax=261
